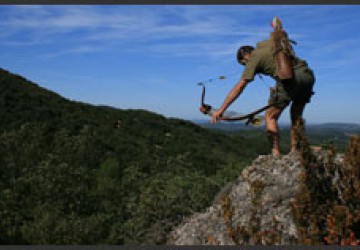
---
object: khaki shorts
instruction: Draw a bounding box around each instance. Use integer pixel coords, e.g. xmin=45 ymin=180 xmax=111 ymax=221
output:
xmin=269 ymin=67 xmax=315 ymax=109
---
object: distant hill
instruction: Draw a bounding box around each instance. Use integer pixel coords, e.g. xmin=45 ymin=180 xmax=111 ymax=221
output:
xmin=195 ymin=119 xmax=360 ymax=151
xmin=0 ymin=67 xmax=264 ymax=165
xmin=0 ymin=68 xmax=269 ymax=244
xmin=195 ymin=119 xmax=360 ymax=132
xmin=196 ymin=121 xmax=264 ymax=132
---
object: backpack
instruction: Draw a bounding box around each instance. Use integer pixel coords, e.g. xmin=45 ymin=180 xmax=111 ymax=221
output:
xmin=270 ymin=17 xmax=297 ymax=81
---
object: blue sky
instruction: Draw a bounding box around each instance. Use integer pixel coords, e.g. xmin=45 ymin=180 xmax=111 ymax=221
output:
xmin=1 ymin=5 xmax=360 ymax=124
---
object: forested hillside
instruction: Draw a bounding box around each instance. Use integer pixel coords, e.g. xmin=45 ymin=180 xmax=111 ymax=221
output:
xmin=0 ymin=68 xmax=268 ymax=244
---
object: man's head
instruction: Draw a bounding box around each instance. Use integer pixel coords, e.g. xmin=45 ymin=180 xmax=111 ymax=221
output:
xmin=237 ymin=45 xmax=254 ymax=66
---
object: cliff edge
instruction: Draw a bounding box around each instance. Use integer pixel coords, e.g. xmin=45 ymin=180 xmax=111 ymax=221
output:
xmin=168 ymin=137 xmax=360 ymax=245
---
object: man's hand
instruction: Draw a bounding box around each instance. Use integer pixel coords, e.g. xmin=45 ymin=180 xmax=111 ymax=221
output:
xmin=199 ymin=105 xmax=210 ymax=115
xmin=199 ymin=106 xmax=209 ymax=115
xmin=211 ymin=109 xmax=223 ymax=124
xmin=210 ymin=79 xmax=248 ymax=124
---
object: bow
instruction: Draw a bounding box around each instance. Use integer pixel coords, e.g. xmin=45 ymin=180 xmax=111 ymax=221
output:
xmin=198 ymin=83 xmax=273 ymax=126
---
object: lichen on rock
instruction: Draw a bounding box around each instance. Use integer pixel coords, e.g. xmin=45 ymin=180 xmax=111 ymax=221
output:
xmin=168 ymin=153 xmax=304 ymax=245
xmin=168 ymin=137 xmax=360 ymax=245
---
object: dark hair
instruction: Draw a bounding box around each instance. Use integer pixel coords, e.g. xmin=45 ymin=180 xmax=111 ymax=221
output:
xmin=237 ymin=45 xmax=254 ymax=64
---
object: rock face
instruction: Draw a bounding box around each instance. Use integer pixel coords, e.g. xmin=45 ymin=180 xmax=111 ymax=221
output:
xmin=168 ymin=151 xmax=351 ymax=245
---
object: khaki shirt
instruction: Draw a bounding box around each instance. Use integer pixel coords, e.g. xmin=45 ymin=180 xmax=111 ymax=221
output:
xmin=241 ymin=39 xmax=308 ymax=82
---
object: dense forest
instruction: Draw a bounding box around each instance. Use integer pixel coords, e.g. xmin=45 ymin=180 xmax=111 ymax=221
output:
xmin=0 ymin=68 xmax=271 ymax=244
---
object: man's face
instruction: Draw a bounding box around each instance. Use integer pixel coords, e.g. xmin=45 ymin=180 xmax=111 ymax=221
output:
xmin=240 ymin=53 xmax=250 ymax=66
xmin=239 ymin=58 xmax=247 ymax=66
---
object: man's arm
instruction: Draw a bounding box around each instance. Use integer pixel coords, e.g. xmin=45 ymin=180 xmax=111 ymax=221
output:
xmin=211 ymin=78 xmax=248 ymax=123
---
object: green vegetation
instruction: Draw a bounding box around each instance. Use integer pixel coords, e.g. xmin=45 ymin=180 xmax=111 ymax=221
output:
xmin=290 ymin=123 xmax=360 ymax=245
xmin=0 ymin=68 xmax=268 ymax=244
xmin=2 ymin=67 xmax=357 ymax=244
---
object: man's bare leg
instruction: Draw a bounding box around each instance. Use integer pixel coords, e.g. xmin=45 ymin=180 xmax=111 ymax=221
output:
xmin=290 ymin=102 xmax=306 ymax=153
xmin=265 ymin=106 xmax=284 ymax=156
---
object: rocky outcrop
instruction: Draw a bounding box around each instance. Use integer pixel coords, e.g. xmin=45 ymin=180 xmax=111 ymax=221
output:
xmin=167 ymin=148 xmax=358 ymax=245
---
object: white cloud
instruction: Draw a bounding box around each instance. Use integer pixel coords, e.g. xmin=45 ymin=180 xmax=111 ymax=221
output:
xmin=2 ymin=5 xmax=360 ymax=64
xmin=0 ymin=6 xmax=263 ymax=59
xmin=39 ymin=45 xmax=104 ymax=59
xmin=0 ymin=6 xmax=263 ymax=42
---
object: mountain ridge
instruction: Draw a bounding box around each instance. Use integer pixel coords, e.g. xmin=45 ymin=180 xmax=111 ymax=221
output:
xmin=0 ymin=67 xmax=266 ymax=244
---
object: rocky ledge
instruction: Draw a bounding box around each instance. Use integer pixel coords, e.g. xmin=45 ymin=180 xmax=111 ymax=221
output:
xmin=167 ymin=149 xmax=356 ymax=245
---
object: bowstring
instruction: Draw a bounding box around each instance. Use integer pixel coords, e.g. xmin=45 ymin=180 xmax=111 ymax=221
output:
xmin=198 ymin=70 xmax=270 ymax=88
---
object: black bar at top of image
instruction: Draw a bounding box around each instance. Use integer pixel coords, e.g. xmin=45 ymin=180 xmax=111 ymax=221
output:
xmin=0 ymin=0 xmax=359 ymax=4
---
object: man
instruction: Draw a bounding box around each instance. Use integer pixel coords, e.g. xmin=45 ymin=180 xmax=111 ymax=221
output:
xmin=211 ymin=40 xmax=315 ymax=156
